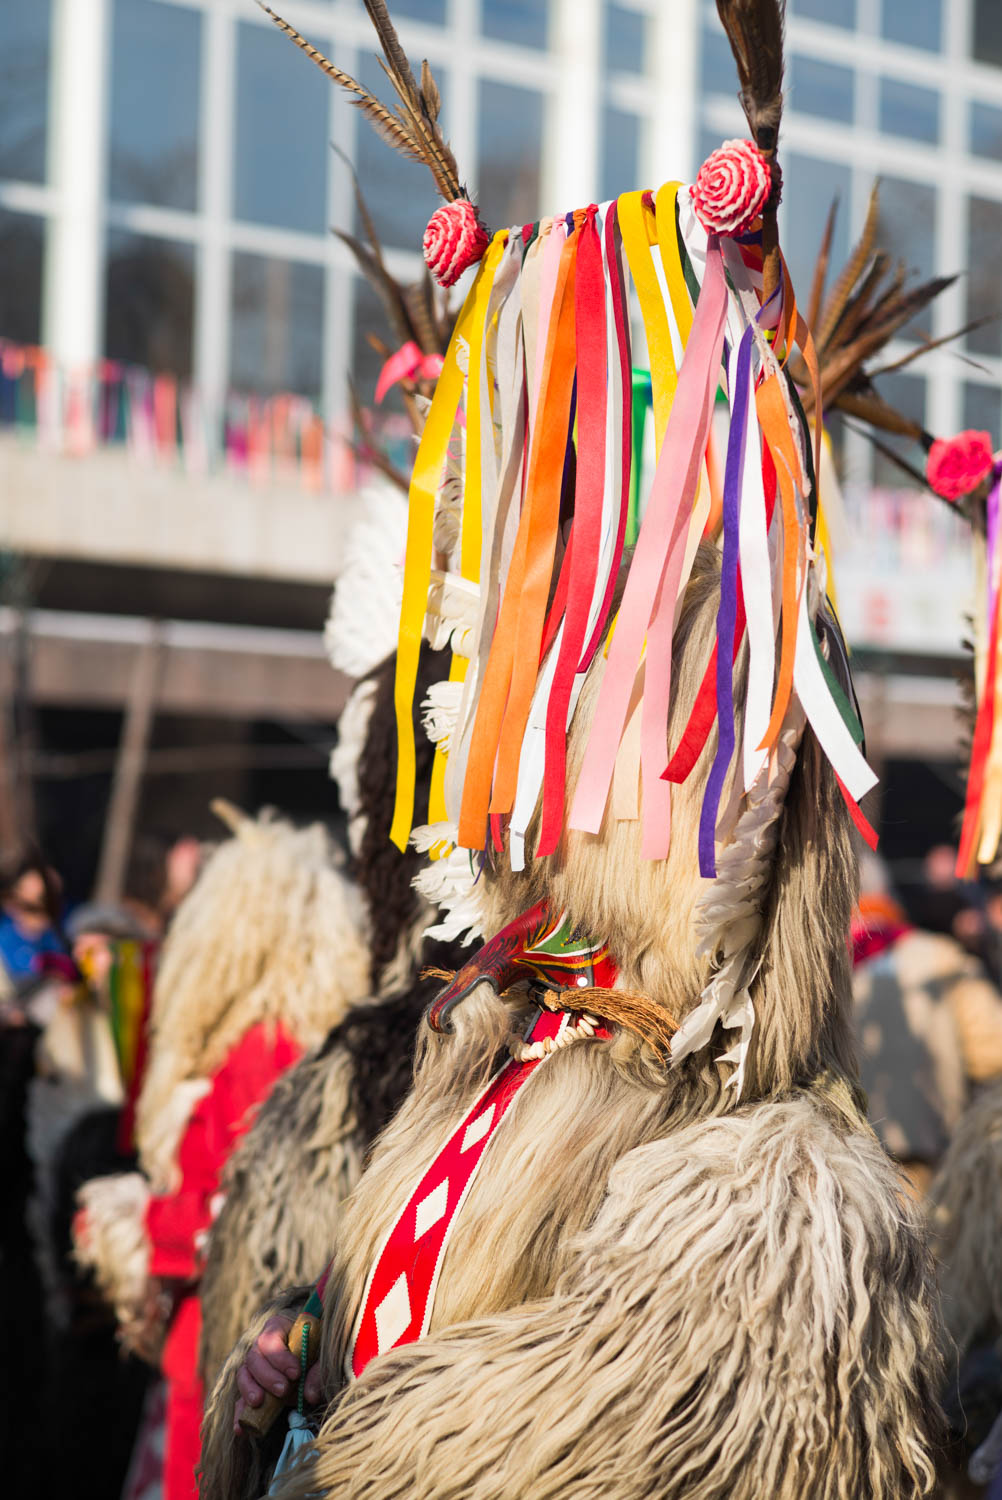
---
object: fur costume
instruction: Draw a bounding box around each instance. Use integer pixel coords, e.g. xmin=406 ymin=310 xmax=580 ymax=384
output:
xmin=198 ymin=643 xmax=462 ymax=1388
xmin=75 ymin=811 xmax=371 ymax=1500
xmin=852 ymin=907 xmax=1002 ymax=1193
xmin=927 ymin=1084 xmax=1002 ymax=1491
xmin=929 ymin=1080 xmax=1002 ymax=1369
xmin=200 ymin=546 xmax=944 ymax=1500
xmin=197 ymin=4 xmax=959 ymax=1492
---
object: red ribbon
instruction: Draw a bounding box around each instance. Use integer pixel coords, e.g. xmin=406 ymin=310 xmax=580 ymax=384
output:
xmin=539 ymin=207 xmax=607 ymax=856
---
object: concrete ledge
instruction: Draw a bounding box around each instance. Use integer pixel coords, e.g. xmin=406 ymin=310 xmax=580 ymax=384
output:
xmin=0 ymin=435 xmax=357 ymax=585
xmin=0 ymin=608 xmax=350 ymax=720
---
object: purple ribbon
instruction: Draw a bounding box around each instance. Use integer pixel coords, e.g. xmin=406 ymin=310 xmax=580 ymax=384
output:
xmin=697 ymin=323 xmax=755 ymax=878
xmin=987 ymin=463 xmax=1001 ymax=631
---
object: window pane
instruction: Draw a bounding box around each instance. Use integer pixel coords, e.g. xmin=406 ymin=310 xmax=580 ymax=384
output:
xmin=105 ymin=231 xmax=195 ymax=377
xmin=966 ymin=197 xmax=1002 ymax=357
xmin=605 ymin=5 xmax=647 ymax=75
xmin=600 ymin=107 xmax=640 ymax=202
xmin=481 ymin=0 xmax=549 ymax=51
xmin=963 ymin=382 xmax=1001 ymax=447
xmin=230 ymin=252 xmax=324 ymax=400
xmin=781 ymin=154 xmax=850 ymax=309
xmin=0 ymin=3 xmax=51 ymax=184
xmin=789 ymin=0 xmax=856 ymax=30
xmin=393 ymin=0 xmax=446 ymax=21
xmin=882 ymin=0 xmax=941 ymax=52
xmin=108 ymin=0 xmax=201 ymax=211
xmin=477 ymin=80 xmax=544 ymax=229
xmin=353 ymin=53 xmax=445 ymax=252
xmin=873 ymin=372 xmax=926 ymax=489
xmin=876 ymin=177 xmax=937 ymax=337
xmin=0 ymin=211 xmax=45 ymax=343
xmin=970 ymin=101 xmax=1002 ymax=160
xmin=234 ymin=19 xmax=328 ymax=235
xmin=973 ymin=0 xmax=1002 ymax=68
xmin=699 ymin=27 xmax=736 ymax=96
xmin=788 ymin=55 xmax=854 ymax=123
xmin=878 ymin=79 xmax=939 ymax=143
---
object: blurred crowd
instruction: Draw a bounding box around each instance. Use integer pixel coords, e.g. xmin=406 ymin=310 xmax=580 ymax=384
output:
xmin=4 ymin=811 xmax=1002 ymax=1500
xmin=0 ymin=836 xmax=205 ymax=1499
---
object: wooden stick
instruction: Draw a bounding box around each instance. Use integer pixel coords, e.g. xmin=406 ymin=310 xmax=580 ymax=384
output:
xmin=94 ymin=626 xmax=162 ymax=904
xmin=238 ymin=1311 xmax=322 ymax=1439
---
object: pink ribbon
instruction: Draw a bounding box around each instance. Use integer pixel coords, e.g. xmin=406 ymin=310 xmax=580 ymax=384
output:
xmin=569 ymin=239 xmax=729 ymax=854
xmin=375 ymin=341 xmax=445 ymax=404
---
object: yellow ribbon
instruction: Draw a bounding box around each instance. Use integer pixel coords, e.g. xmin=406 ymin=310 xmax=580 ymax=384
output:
xmin=618 ymin=190 xmax=677 ymax=447
xmin=390 ymin=233 xmax=507 ymax=851
xmin=654 ymin=182 xmax=694 ymax=349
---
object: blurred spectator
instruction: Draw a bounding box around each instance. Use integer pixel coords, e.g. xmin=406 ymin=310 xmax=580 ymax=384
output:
xmin=27 ymin=901 xmax=151 ymax=1323
xmin=0 ymin=847 xmax=66 ymax=997
xmin=852 ymin=852 xmax=1002 ymax=1195
xmin=123 ymin=831 xmax=206 ymax=937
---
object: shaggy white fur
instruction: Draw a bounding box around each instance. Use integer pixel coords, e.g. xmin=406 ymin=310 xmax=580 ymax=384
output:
xmin=137 ymin=813 xmax=371 ymax=1194
xmin=74 ymin=1171 xmax=153 ymax=1353
xmin=928 ymin=1080 xmax=1002 ymax=1359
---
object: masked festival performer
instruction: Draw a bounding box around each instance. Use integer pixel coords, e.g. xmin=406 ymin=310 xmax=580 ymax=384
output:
xmin=926 ymin=1082 xmax=1002 ymax=1495
xmin=851 ymin=852 xmax=1002 ymax=1197
xmin=194 ymin=3 xmax=954 ymax=1495
xmin=74 ymin=807 xmax=370 ymax=1500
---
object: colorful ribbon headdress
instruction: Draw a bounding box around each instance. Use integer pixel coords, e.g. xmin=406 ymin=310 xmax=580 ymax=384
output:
xmin=269 ymin=0 xmax=998 ymax=895
xmin=262 ymin=0 xmax=876 ymax=883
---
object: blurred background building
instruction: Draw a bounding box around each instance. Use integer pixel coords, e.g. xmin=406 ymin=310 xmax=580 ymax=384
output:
xmin=0 ymin=0 xmax=1001 ymax=896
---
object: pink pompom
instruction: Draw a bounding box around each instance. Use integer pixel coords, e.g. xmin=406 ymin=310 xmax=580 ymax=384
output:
xmin=690 ymin=139 xmax=772 ymax=237
xmin=926 ymin=430 xmax=996 ymax=501
xmin=423 ymin=198 xmax=490 ymax=288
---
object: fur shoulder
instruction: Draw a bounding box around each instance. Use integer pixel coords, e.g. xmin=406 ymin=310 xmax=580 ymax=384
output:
xmin=597 ymin=1093 xmax=915 ymax=1268
xmin=276 ymin=1091 xmax=942 ymax=1500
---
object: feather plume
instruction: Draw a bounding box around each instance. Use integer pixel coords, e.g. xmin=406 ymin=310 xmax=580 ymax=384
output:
xmin=789 ymin=184 xmax=964 ymax=450
xmin=336 ymin=230 xmax=415 ymax=349
xmin=814 ymin=182 xmax=880 ymax=354
xmin=332 ymin=143 xmax=384 ymax=269
xmin=258 ymin=4 xmax=460 ymax=202
xmin=806 ymin=194 xmax=838 ymax=332
xmin=715 ymin=0 xmax=786 ymax=299
xmin=715 ymin=0 xmax=785 ymax=152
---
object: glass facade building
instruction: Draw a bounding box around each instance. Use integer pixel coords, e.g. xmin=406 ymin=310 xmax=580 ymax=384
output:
xmin=0 ymin=0 xmax=658 ymax=436
xmin=700 ymin=0 xmax=1002 ymax=486
xmin=1 ymin=0 xmax=1000 ymax=535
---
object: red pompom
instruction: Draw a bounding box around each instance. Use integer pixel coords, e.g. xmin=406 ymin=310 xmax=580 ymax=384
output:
xmin=926 ymin=430 xmax=996 ymax=501
xmin=423 ymin=198 xmax=490 ymax=288
xmin=690 ymin=139 xmax=772 ymax=237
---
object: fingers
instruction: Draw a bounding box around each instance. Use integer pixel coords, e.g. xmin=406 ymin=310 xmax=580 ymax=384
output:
xmin=258 ymin=1319 xmax=302 ymax=1384
xmin=245 ymin=1347 xmax=292 ymax=1400
xmin=303 ymin=1363 xmax=323 ymax=1406
xmin=235 ymin=1361 xmax=266 ymax=1409
xmin=233 ymin=1396 xmax=247 ymax=1435
xmin=232 ymin=1313 xmax=306 ymax=1436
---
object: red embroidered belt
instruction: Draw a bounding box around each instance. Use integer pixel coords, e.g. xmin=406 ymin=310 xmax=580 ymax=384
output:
xmin=343 ymin=902 xmax=617 ymax=1379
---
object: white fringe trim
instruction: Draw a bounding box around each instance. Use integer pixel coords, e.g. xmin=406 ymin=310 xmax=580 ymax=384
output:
xmin=410 ymin=822 xmax=484 ymax=947
xmin=420 ymin=680 xmax=464 ymax=754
